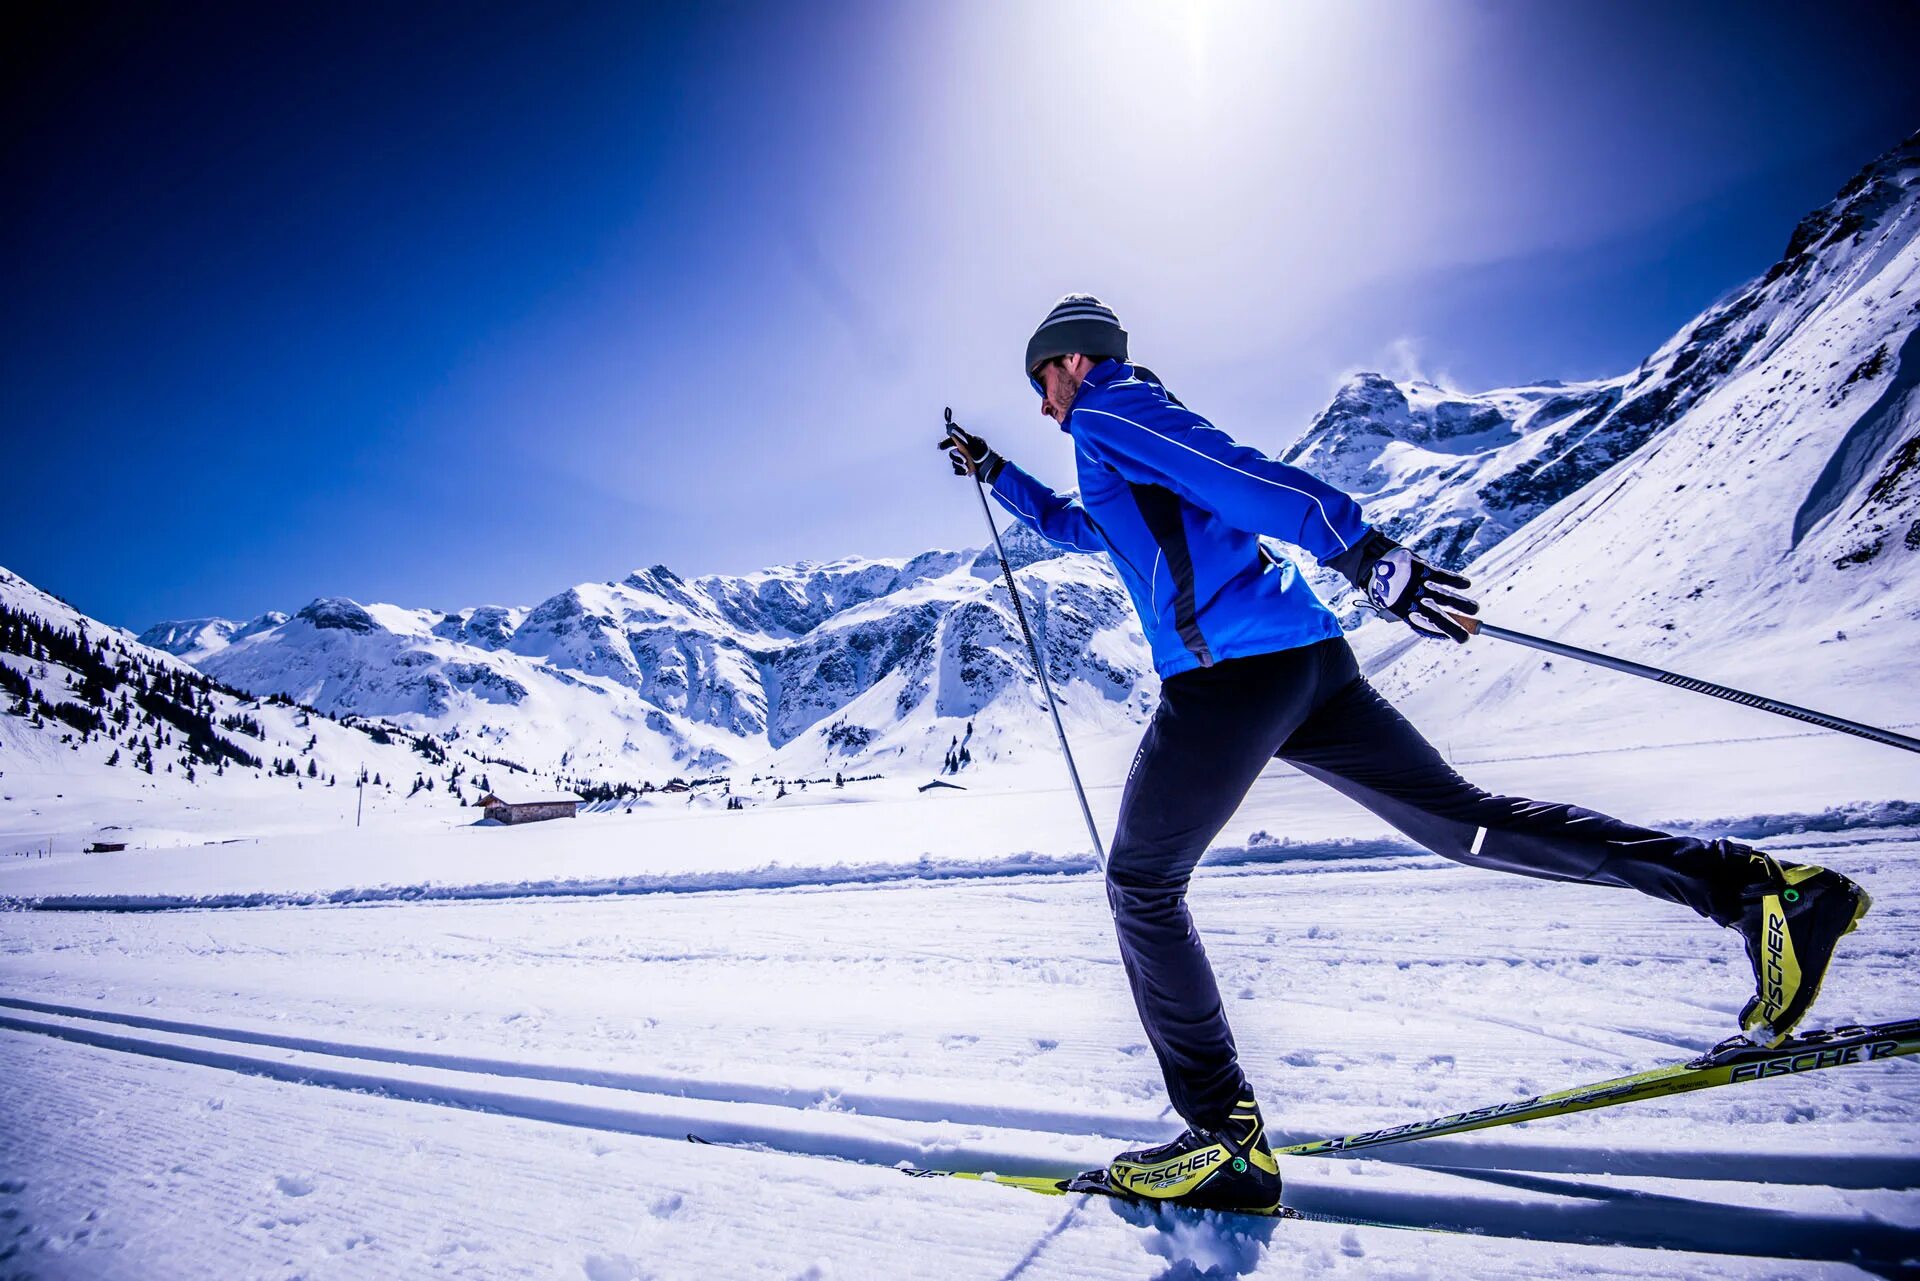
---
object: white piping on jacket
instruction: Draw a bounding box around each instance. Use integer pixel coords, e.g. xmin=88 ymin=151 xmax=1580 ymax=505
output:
xmin=1073 ymin=407 xmax=1353 ymax=552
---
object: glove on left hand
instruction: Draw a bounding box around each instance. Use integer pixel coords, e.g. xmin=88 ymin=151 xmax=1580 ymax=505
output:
xmin=1326 ymin=529 xmax=1479 ymax=643
xmin=936 ymin=410 xmax=1005 ymax=483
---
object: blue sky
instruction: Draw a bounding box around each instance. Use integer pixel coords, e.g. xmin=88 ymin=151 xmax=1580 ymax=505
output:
xmin=5 ymin=0 xmax=1919 ymax=630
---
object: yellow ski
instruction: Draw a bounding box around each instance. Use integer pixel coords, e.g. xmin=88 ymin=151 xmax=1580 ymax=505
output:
xmin=1278 ymin=1018 xmax=1919 ymax=1159
xmin=898 ymin=1018 xmax=1918 ymax=1224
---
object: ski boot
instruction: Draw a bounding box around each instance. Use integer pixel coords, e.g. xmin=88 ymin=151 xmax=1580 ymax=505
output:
xmin=1092 ymin=1097 xmax=1281 ymax=1213
xmin=1731 ymin=851 xmax=1871 ymax=1048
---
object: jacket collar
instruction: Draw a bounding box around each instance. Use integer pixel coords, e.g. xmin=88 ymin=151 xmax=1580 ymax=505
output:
xmin=1061 ymin=359 xmax=1128 ymax=430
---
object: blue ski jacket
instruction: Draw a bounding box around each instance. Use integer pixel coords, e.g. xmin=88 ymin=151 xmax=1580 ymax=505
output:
xmin=990 ymin=360 xmax=1372 ymax=680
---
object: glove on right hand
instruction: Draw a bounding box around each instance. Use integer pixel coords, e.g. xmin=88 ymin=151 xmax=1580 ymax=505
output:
xmin=1326 ymin=529 xmax=1479 ymax=643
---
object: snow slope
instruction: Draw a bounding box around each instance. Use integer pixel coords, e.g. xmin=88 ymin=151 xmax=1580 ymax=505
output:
xmin=1362 ymin=129 xmax=1920 ymax=753
xmin=0 ymin=566 xmax=525 ymax=853
xmin=1275 ymin=137 xmax=1920 ymax=582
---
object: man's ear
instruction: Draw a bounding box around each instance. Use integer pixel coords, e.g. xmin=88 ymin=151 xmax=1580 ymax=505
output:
xmin=1065 ymin=353 xmax=1097 ymax=376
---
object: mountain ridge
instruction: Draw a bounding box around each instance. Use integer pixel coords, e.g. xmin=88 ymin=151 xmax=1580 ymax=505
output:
xmin=135 ymin=521 xmax=1154 ymax=781
xmin=129 ymin=127 xmax=1920 ymax=783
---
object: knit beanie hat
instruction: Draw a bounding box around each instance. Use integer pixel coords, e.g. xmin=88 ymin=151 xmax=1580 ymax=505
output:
xmin=1025 ymin=294 xmax=1128 ymax=376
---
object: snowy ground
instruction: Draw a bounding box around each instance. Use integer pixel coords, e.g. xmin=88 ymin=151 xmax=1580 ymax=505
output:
xmin=3 ymin=706 xmax=1916 ymax=909
xmin=2 ymin=762 xmax=1916 ymax=1278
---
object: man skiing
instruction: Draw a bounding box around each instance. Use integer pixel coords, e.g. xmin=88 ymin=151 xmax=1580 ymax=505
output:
xmin=937 ymin=293 xmax=1873 ymax=1213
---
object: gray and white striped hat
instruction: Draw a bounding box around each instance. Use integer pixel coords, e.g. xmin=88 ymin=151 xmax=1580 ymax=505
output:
xmin=1025 ymin=293 xmax=1128 ymax=377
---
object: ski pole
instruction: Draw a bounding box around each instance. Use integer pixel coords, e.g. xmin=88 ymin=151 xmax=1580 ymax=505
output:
xmin=1453 ymin=614 xmax=1920 ymax=756
xmin=946 ymin=408 xmax=1107 ymax=868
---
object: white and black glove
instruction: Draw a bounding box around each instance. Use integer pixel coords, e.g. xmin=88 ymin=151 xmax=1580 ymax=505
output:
xmin=1326 ymin=529 xmax=1479 ymax=643
xmin=936 ymin=409 xmax=1006 ymax=483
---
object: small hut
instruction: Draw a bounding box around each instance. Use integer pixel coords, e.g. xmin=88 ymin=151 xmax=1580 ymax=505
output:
xmin=476 ymin=786 xmax=583 ymax=826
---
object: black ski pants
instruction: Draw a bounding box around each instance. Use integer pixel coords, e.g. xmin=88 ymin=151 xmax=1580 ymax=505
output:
xmin=1107 ymin=636 xmax=1754 ymax=1130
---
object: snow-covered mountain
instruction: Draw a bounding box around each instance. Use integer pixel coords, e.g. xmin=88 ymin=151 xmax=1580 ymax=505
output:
xmin=149 ymin=523 xmax=1157 ymax=782
xmin=0 ymin=566 xmax=519 ymax=850
xmin=1361 ymin=128 xmax=1920 ymax=747
xmin=138 ymin=612 xmax=288 ymax=665
xmin=1275 ymin=142 xmax=1920 ymax=577
xmin=138 ymin=127 xmax=1920 ymax=785
xmin=1280 ymin=373 xmax=1629 ymax=568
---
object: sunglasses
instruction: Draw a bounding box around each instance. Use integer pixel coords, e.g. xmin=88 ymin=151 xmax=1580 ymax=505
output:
xmin=1029 ymin=356 xmax=1062 ymax=397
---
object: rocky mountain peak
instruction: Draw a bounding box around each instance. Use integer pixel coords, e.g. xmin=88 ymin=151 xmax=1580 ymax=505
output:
xmin=431 ymin=605 xmax=522 ymax=650
xmin=1766 ymin=128 xmax=1919 ymax=289
xmin=294 ymin=598 xmax=379 ymax=634
xmin=1282 ymin=373 xmax=1410 ymax=489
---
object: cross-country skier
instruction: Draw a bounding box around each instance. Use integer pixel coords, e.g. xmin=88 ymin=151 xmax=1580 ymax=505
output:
xmin=936 ymin=294 xmax=1873 ymax=1213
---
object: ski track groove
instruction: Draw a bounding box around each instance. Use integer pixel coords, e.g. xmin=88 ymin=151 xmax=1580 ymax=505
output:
xmin=2 ymin=1031 xmax=1085 ymax=1281
xmin=7 ymin=831 xmax=1915 ymax=1275
xmin=3 ymin=996 xmax=1917 ymax=1198
xmin=39 ymin=984 xmax=1902 ymax=1277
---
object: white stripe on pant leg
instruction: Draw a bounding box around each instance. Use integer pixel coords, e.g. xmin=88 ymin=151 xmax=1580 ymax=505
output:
xmin=1470 ymin=826 xmax=1487 ymax=856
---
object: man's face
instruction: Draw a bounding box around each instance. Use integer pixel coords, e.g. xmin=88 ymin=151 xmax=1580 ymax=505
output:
xmin=1033 ymin=355 xmax=1088 ymax=423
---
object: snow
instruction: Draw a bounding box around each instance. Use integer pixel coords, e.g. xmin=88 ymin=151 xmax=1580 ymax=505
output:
xmin=3 ymin=808 xmax=1915 ymax=1277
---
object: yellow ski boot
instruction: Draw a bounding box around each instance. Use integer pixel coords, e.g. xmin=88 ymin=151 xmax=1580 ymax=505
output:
xmin=1100 ymin=1097 xmax=1281 ymax=1213
xmin=1733 ymin=853 xmax=1871 ymax=1047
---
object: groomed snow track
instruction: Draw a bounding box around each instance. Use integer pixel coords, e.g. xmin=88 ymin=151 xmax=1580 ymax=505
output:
xmin=3 ymin=995 xmax=1915 ymax=1270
